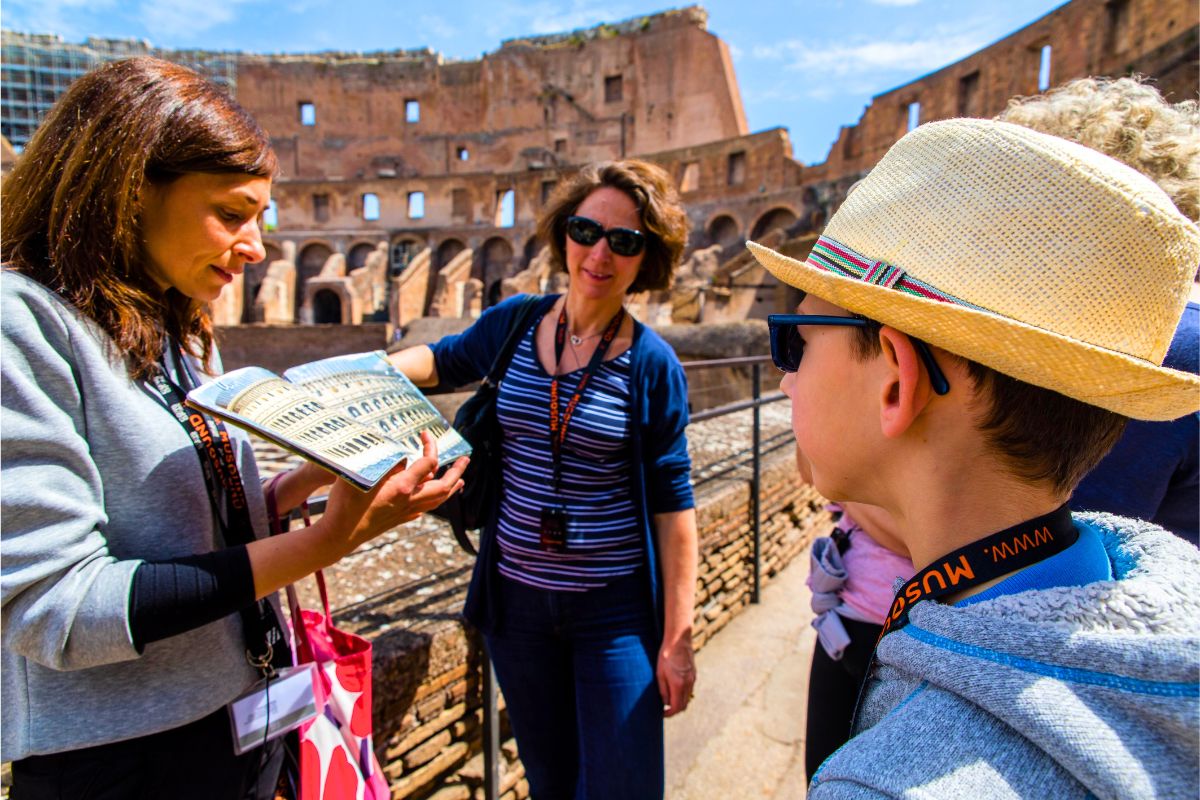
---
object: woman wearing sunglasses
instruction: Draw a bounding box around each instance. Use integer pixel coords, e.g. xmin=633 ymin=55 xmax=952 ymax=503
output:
xmin=390 ymin=160 xmax=697 ymax=799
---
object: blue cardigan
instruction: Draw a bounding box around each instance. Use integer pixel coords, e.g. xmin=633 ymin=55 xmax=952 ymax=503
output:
xmin=430 ymin=294 xmax=695 ymax=635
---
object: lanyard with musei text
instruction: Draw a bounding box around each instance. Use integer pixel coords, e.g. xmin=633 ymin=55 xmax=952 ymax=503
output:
xmin=875 ymin=503 xmax=1078 ymax=644
xmin=849 ymin=504 xmax=1078 ymax=730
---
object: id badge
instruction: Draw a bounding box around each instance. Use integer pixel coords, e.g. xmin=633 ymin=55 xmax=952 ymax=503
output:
xmin=540 ymin=508 xmax=569 ymax=553
xmin=228 ymin=663 xmax=318 ymax=755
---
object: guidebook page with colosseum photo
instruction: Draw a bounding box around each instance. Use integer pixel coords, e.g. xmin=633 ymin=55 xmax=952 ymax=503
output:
xmin=185 ymin=350 xmax=471 ymax=490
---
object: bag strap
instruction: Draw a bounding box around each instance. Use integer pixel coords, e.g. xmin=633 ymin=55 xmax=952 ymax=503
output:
xmin=484 ymin=294 xmax=545 ymax=387
xmin=264 ymin=474 xmax=330 ymax=663
xmin=447 ymin=294 xmax=545 ymax=556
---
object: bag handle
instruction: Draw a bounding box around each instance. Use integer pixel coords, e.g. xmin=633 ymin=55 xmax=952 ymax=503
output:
xmin=264 ymin=473 xmax=331 ymax=661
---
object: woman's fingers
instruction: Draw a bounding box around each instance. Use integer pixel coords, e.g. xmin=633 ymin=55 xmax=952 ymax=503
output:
xmin=658 ymin=646 xmax=696 ymax=717
xmin=313 ymin=432 xmax=471 ymax=555
xmin=407 ymin=456 xmax=470 ymax=510
xmin=392 ymin=431 xmax=439 ymax=491
xmin=657 ymin=661 xmax=672 ymax=715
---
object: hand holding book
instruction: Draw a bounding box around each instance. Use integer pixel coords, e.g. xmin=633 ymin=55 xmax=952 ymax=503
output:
xmin=186 ymin=351 xmax=472 ymax=490
xmin=246 ymin=430 xmax=469 ymax=599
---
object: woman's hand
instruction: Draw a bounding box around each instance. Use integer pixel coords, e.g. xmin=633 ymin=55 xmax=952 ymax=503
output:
xmin=248 ymin=431 xmax=468 ymax=599
xmin=652 ymin=508 xmax=699 ymax=717
xmin=317 ymin=431 xmax=468 ymax=561
xmin=657 ymin=633 xmax=696 ymax=717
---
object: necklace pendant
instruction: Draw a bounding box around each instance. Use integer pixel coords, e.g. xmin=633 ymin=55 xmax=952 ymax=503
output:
xmin=570 ymin=334 xmax=583 ymax=346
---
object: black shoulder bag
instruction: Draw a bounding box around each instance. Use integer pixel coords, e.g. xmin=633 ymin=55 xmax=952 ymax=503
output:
xmin=433 ymin=295 xmax=543 ymax=554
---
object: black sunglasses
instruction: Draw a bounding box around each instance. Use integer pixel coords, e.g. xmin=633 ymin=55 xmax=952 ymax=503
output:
xmin=767 ymin=314 xmax=950 ymax=395
xmin=565 ymin=215 xmax=646 ymax=257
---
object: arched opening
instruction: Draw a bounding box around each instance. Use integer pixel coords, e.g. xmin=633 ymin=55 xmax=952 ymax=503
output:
xmin=313 ymin=290 xmax=342 ymax=324
xmin=436 ymin=238 xmax=466 ymax=269
xmin=297 ymin=242 xmax=332 ymax=315
xmin=707 ymin=215 xmax=741 ymax=249
xmin=480 ymin=237 xmax=514 ymax=306
xmin=750 ymin=208 xmax=798 ymax=241
xmin=348 ymin=242 xmax=375 ymax=271
xmin=523 ymin=235 xmax=543 ymax=267
xmin=241 ymin=260 xmax=272 ymax=323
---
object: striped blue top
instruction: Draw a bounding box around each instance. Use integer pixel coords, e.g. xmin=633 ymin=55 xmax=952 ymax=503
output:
xmin=494 ymin=322 xmax=642 ymax=591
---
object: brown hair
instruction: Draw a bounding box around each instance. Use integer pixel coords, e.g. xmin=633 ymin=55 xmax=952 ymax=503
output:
xmin=849 ymin=325 xmax=1126 ymax=496
xmin=999 ymin=76 xmax=1200 ymax=221
xmin=536 ymin=159 xmax=690 ymax=293
xmin=2 ymin=57 xmax=277 ymax=379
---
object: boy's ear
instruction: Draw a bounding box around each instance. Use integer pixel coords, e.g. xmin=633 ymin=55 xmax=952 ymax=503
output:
xmin=877 ymin=326 xmax=937 ymax=439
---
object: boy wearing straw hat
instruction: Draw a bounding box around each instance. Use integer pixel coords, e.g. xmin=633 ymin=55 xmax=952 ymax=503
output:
xmin=749 ymin=118 xmax=1199 ymax=799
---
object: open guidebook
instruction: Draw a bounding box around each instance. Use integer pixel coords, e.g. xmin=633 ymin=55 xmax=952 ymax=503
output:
xmin=185 ymin=351 xmax=471 ymax=490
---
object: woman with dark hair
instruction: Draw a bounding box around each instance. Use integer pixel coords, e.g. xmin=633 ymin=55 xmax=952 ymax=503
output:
xmin=390 ymin=159 xmax=698 ymax=799
xmin=1 ymin=57 xmax=467 ymax=798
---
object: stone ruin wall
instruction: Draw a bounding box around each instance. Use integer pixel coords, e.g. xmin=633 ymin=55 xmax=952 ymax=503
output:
xmin=818 ymin=0 xmax=1198 ymax=182
xmin=211 ymin=0 xmax=1196 ymax=342
xmin=235 ymin=6 xmax=746 ymax=182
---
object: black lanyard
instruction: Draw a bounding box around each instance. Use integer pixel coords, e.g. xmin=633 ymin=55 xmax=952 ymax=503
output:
xmin=849 ymin=504 xmax=1078 ymax=732
xmin=548 ymin=304 xmax=624 ymax=493
xmin=142 ymin=343 xmax=290 ymax=676
xmin=876 ymin=503 xmax=1078 ymax=643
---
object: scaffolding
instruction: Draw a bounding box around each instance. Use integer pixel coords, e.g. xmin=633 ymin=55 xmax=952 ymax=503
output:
xmin=1 ymin=31 xmax=239 ymax=150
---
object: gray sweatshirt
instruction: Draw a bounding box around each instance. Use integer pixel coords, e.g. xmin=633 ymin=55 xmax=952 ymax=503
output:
xmin=809 ymin=513 xmax=1199 ymax=799
xmin=1 ymin=270 xmax=273 ymax=760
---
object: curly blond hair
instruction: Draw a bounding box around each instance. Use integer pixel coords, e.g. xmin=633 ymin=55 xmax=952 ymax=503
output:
xmin=998 ymin=76 xmax=1200 ymax=221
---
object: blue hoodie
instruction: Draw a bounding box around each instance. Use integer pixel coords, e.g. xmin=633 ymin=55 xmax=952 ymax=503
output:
xmin=810 ymin=513 xmax=1199 ymax=799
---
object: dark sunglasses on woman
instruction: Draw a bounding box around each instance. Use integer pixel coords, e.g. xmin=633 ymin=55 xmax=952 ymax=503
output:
xmin=767 ymin=313 xmax=950 ymax=395
xmin=565 ymin=215 xmax=646 ymax=257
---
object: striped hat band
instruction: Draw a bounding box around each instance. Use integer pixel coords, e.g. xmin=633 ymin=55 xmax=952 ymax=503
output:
xmin=806 ymin=236 xmax=986 ymax=312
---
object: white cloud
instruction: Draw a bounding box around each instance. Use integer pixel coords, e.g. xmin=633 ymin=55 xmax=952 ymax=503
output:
xmin=136 ymin=0 xmax=261 ymax=41
xmin=869 ymin=0 xmax=922 ymax=6
xmin=751 ymin=21 xmax=991 ymax=81
xmin=4 ymin=0 xmax=118 ymax=39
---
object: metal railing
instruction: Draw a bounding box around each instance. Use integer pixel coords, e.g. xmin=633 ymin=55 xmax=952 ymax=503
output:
xmin=288 ymin=354 xmax=788 ymax=800
xmin=681 ymin=355 xmax=787 ymax=604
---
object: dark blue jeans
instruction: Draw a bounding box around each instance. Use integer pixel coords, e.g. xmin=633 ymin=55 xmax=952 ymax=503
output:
xmin=486 ymin=572 xmax=663 ymax=800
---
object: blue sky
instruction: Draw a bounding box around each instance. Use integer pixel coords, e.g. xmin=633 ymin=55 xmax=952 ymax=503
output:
xmin=3 ymin=0 xmax=1068 ymax=164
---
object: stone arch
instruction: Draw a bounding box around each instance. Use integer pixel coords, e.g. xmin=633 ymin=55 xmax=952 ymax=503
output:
xmin=523 ymin=234 xmax=544 ymax=266
xmin=436 ymin=238 xmax=466 ymax=269
xmin=297 ymin=241 xmax=333 ymax=314
xmin=242 ymin=259 xmax=273 ymax=323
xmin=706 ymin=214 xmax=741 ymax=249
xmin=347 ymin=241 xmax=376 ymax=271
xmin=750 ymin=207 xmax=798 ymax=241
xmin=312 ymin=289 xmax=343 ymax=324
xmin=479 ymin=237 xmax=515 ymax=306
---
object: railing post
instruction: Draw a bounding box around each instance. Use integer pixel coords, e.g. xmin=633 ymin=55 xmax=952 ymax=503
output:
xmin=482 ymin=645 xmax=500 ymax=800
xmin=751 ymin=362 xmax=762 ymax=604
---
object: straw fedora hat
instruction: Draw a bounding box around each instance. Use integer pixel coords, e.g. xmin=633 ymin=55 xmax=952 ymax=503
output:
xmin=748 ymin=118 xmax=1200 ymax=422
